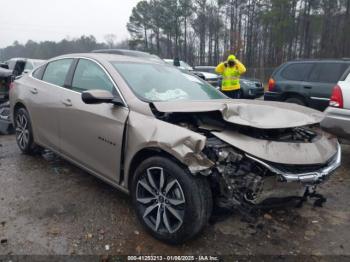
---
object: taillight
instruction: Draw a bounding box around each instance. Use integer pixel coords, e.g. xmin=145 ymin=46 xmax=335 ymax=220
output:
xmin=330 ymin=85 xmax=343 ymax=108
xmin=268 ymin=78 xmax=276 ymax=91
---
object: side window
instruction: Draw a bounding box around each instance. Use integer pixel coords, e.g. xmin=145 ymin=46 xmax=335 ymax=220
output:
xmin=71 ymin=59 xmax=114 ymax=93
xmin=42 ymin=59 xmax=73 ymax=87
xmin=281 ymin=63 xmax=314 ymax=81
xmin=308 ymin=63 xmax=348 ymax=83
xmin=32 ymin=65 xmax=46 ymax=80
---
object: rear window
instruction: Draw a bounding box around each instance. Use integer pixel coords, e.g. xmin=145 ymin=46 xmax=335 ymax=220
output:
xmin=32 ymin=65 xmax=46 ymax=80
xmin=42 ymin=59 xmax=73 ymax=87
xmin=308 ymin=63 xmax=348 ymax=83
xmin=281 ymin=63 xmax=314 ymax=81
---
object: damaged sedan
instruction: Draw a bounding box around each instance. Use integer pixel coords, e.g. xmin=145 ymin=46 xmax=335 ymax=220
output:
xmin=10 ymin=53 xmax=341 ymax=244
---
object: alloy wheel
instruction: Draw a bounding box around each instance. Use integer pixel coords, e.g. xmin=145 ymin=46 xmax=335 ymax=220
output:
xmin=15 ymin=113 xmax=29 ymax=150
xmin=136 ymin=167 xmax=186 ymax=234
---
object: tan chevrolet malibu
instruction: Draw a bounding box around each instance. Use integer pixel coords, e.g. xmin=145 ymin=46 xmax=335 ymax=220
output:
xmin=10 ymin=53 xmax=341 ymax=244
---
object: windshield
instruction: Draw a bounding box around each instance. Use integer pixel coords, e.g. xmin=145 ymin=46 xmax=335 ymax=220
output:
xmin=112 ymin=62 xmax=226 ymax=102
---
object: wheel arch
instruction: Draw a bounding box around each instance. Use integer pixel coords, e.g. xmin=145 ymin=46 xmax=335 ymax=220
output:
xmin=126 ymin=147 xmax=188 ymax=191
xmin=13 ymin=101 xmax=27 ymax=113
xmin=282 ymin=92 xmax=308 ymax=105
xmin=12 ymin=101 xmax=27 ymax=123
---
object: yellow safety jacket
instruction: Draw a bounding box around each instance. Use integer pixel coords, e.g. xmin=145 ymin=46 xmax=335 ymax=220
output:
xmin=215 ymin=59 xmax=246 ymax=91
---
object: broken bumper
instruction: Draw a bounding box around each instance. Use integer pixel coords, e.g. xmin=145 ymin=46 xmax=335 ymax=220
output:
xmin=246 ymin=143 xmax=341 ymax=184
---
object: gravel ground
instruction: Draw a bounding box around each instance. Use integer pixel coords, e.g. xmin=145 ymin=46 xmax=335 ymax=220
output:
xmin=0 ymin=134 xmax=349 ymax=256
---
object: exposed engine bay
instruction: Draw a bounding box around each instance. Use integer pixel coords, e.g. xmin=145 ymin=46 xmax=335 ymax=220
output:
xmin=151 ymin=104 xmax=341 ymax=212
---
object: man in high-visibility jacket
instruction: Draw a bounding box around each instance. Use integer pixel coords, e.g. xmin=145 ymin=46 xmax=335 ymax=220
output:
xmin=215 ymin=55 xmax=246 ymax=99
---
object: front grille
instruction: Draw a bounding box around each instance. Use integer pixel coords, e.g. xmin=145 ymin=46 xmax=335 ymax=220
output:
xmin=269 ymin=153 xmax=337 ymax=174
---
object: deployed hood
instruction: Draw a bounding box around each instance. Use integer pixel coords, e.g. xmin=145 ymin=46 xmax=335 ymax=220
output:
xmin=211 ymin=129 xmax=338 ymax=165
xmin=152 ymin=99 xmax=324 ymax=129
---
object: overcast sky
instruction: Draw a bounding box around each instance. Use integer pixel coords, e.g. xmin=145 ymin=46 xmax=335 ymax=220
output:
xmin=0 ymin=0 xmax=141 ymax=48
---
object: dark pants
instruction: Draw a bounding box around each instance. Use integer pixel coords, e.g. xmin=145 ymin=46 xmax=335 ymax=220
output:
xmin=223 ymin=89 xmax=241 ymax=99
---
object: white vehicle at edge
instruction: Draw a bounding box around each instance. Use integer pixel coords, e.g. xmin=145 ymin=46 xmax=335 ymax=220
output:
xmin=321 ymin=67 xmax=350 ymax=144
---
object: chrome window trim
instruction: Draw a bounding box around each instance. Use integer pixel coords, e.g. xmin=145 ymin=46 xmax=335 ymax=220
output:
xmin=29 ymin=56 xmax=128 ymax=108
xmin=310 ymin=97 xmax=330 ymax=101
xmin=245 ymin=143 xmax=341 ymax=184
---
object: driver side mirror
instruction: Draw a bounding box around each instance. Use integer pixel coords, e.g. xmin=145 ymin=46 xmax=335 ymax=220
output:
xmin=82 ymin=90 xmax=124 ymax=106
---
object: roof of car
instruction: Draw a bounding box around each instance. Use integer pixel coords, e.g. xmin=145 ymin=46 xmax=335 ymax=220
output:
xmin=91 ymin=49 xmax=164 ymax=62
xmin=289 ymin=58 xmax=350 ymax=63
xmin=7 ymin=58 xmax=45 ymax=62
xmin=92 ymin=48 xmax=151 ymax=56
xmin=53 ymin=53 xmax=166 ymax=64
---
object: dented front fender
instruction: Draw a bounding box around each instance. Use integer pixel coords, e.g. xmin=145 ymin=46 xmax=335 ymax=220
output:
xmin=124 ymin=111 xmax=214 ymax=188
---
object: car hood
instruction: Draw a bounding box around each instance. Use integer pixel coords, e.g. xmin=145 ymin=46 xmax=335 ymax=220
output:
xmin=152 ymin=99 xmax=324 ymax=129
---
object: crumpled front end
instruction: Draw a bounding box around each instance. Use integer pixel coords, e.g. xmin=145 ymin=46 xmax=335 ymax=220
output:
xmin=149 ymin=100 xmax=341 ymax=209
xmin=203 ymin=136 xmax=341 ymax=207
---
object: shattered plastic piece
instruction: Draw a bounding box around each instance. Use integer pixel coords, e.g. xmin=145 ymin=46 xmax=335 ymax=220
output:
xmin=264 ymin=213 xmax=273 ymax=220
xmin=0 ymin=239 xmax=8 ymax=245
xmin=105 ymin=244 xmax=110 ymax=251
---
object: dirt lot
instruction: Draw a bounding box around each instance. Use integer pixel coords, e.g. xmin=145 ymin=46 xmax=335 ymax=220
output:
xmin=0 ymin=134 xmax=349 ymax=256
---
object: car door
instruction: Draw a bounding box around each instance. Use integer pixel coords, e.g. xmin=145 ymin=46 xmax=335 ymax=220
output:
xmin=278 ymin=62 xmax=315 ymax=99
xmin=58 ymin=58 xmax=129 ymax=183
xmin=28 ymin=58 xmax=74 ymax=151
xmin=307 ymin=62 xmax=348 ymax=111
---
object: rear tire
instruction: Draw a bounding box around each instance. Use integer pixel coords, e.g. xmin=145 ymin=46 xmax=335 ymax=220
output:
xmin=285 ymin=97 xmax=305 ymax=106
xmin=131 ymin=156 xmax=212 ymax=244
xmin=14 ymin=107 xmax=40 ymax=155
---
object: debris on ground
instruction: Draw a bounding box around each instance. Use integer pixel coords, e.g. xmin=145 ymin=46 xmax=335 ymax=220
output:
xmin=48 ymin=227 xmax=60 ymax=236
xmin=0 ymin=239 xmax=8 ymax=245
xmin=264 ymin=213 xmax=273 ymax=220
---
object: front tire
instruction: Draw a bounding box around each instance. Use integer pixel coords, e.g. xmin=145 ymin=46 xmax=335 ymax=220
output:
xmin=131 ymin=156 xmax=212 ymax=244
xmin=14 ymin=107 xmax=39 ymax=154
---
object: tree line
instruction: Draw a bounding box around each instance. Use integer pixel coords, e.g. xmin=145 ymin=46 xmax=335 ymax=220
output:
xmin=127 ymin=0 xmax=350 ymax=67
xmin=0 ymin=35 xmax=129 ymax=61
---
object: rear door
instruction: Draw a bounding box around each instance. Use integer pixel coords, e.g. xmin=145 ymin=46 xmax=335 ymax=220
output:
xmin=278 ymin=62 xmax=314 ymax=97
xmin=306 ymin=62 xmax=349 ymax=111
xmin=28 ymin=58 xmax=73 ymax=151
xmin=58 ymin=58 xmax=129 ymax=183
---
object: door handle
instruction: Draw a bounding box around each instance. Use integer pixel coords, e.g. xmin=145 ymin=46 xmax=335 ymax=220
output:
xmin=304 ymin=86 xmax=312 ymax=89
xmin=30 ymin=88 xmax=38 ymax=94
xmin=61 ymin=99 xmax=72 ymax=107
